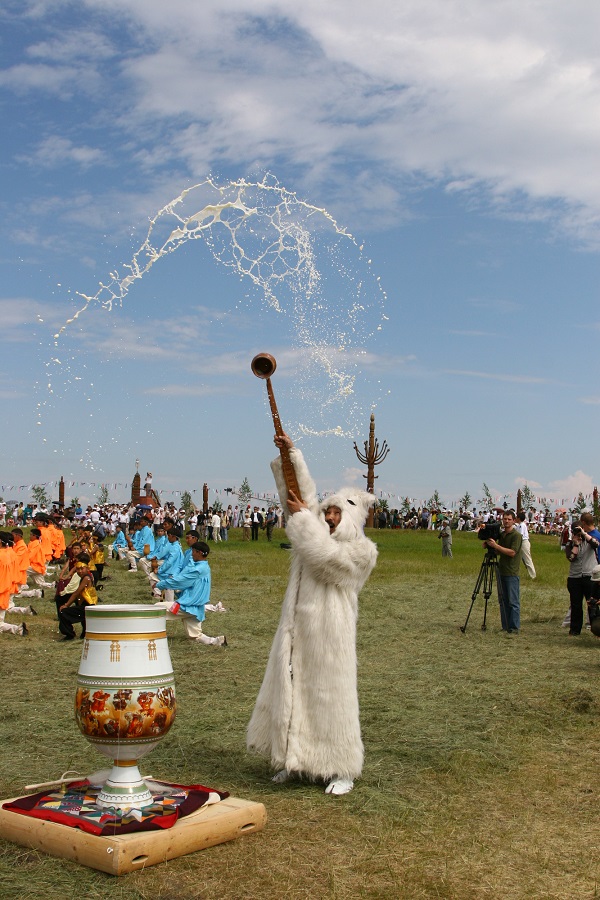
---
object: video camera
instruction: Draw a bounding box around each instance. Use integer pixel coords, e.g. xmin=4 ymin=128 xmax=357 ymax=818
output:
xmin=477 ymin=521 xmax=501 ymax=543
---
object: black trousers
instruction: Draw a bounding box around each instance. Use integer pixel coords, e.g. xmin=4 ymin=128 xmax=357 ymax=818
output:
xmin=251 ymin=523 xmax=260 ymax=540
xmin=567 ymin=575 xmax=593 ymax=634
xmin=59 ymin=601 xmax=90 ymax=639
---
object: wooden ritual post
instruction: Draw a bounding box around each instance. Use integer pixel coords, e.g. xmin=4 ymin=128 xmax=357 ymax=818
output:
xmin=353 ymin=414 xmax=390 ymax=528
xmin=58 ymin=476 xmax=65 ymax=510
xmin=131 ymin=460 xmax=141 ymax=505
xmin=203 ymin=483 xmax=209 ymax=514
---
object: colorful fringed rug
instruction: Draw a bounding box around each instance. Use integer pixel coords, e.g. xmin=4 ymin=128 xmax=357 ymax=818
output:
xmin=3 ymin=779 xmax=228 ymax=836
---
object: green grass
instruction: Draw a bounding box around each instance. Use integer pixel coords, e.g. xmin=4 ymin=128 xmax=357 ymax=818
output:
xmin=0 ymin=528 xmax=598 ymax=899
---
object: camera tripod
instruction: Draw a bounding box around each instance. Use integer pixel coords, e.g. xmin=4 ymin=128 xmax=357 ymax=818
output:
xmin=460 ymin=549 xmax=507 ymax=633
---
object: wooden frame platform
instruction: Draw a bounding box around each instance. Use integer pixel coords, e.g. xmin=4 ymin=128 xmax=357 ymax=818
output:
xmin=0 ymin=795 xmax=267 ymax=876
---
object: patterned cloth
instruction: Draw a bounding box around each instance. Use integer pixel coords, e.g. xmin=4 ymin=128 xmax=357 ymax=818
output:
xmin=3 ymin=779 xmax=228 ymax=836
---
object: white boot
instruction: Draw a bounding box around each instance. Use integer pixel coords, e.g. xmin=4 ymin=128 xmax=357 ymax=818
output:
xmin=325 ymin=778 xmax=354 ymax=796
xmin=272 ymin=769 xmax=291 ymax=784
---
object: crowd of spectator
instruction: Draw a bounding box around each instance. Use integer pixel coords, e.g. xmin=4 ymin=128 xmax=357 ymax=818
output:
xmin=372 ymin=505 xmax=576 ymax=537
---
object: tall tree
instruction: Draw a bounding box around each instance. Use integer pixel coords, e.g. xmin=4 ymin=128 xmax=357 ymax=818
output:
xmin=31 ymin=484 xmax=51 ymax=508
xmin=180 ymin=490 xmax=194 ymax=517
xmin=570 ymin=492 xmax=588 ymax=516
xmin=479 ymin=483 xmax=495 ymax=512
xmin=459 ymin=491 xmax=472 ymax=511
xmin=238 ymin=477 xmax=252 ymax=507
xmin=428 ymin=489 xmax=443 ymax=511
xmin=520 ymin=483 xmax=536 ymax=511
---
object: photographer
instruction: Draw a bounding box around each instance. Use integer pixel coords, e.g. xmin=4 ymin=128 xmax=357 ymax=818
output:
xmin=483 ymin=511 xmax=523 ymax=633
xmin=565 ymin=514 xmax=600 ymax=636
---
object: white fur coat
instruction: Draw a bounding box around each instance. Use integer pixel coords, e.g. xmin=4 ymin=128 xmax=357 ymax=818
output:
xmin=247 ymin=448 xmax=377 ymax=781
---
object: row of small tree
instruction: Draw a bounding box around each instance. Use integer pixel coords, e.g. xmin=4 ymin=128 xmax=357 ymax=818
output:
xmin=373 ymin=482 xmax=598 ymax=519
xmin=6 ymin=477 xmax=257 ymax=517
xmin=5 ymin=478 xmax=597 ymax=523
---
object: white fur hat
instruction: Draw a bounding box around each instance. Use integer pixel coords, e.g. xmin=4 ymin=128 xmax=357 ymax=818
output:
xmin=319 ymin=488 xmax=376 ymax=540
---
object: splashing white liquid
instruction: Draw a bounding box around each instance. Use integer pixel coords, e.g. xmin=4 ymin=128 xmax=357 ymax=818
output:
xmin=46 ymin=175 xmax=387 ymax=454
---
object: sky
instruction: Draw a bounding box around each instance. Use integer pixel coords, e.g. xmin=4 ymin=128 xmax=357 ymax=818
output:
xmin=1 ymin=0 xmax=599 ymax=511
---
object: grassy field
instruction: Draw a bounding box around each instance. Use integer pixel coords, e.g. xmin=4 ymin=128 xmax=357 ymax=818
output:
xmin=1 ymin=527 xmax=599 ymax=899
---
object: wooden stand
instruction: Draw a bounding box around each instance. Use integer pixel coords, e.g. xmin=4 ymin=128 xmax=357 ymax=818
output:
xmin=0 ymin=795 xmax=267 ymax=876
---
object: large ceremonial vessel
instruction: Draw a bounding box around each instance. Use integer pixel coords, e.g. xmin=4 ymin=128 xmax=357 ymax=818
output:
xmin=75 ymin=604 xmax=176 ymax=810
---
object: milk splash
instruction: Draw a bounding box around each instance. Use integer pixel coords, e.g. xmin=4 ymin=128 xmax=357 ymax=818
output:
xmin=46 ymin=175 xmax=387 ymax=452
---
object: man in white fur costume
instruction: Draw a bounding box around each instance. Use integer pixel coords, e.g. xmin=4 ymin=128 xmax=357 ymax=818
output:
xmin=247 ymin=432 xmax=378 ymax=795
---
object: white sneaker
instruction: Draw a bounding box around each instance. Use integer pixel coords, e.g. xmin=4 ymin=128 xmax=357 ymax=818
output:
xmin=271 ymin=769 xmax=291 ymax=784
xmin=325 ymin=778 xmax=354 ymax=795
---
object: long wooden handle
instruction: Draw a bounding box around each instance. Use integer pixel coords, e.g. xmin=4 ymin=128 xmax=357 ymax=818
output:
xmin=265 ymin=377 xmax=303 ymax=503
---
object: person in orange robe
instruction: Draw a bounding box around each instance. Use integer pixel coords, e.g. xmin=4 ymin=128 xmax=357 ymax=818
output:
xmin=11 ymin=528 xmax=42 ymax=601
xmin=33 ymin=515 xmax=54 ymax=563
xmin=25 ymin=529 xmax=55 ymax=590
xmin=0 ymin=533 xmax=28 ymax=636
xmin=50 ymin=519 xmax=66 ymax=561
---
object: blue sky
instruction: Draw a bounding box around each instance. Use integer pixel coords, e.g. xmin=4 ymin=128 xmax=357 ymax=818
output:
xmin=1 ymin=0 xmax=599 ymax=510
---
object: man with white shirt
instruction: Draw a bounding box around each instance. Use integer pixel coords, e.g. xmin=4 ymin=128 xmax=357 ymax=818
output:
xmin=211 ymin=510 xmax=221 ymax=542
xmin=517 ymin=511 xmax=536 ymax=579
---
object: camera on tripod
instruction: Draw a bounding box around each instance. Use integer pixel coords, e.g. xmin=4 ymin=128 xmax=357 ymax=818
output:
xmin=477 ymin=521 xmax=501 ymax=543
xmin=461 ymin=519 xmax=506 ymax=632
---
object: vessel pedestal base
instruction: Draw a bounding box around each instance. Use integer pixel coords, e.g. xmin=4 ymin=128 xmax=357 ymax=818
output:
xmin=0 ymin=795 xmax=267 ymax=875
xmin=96 ymin=762 xmax=153 ymax=810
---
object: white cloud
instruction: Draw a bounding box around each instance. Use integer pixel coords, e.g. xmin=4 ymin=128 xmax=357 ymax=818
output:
xmin=580 ymin=396 xmax=600 ymax=405
xmin=0 ymin=62 xmax=79 ymax=95
xmin=27 ymin=29 xmax=115 ymax=64
xmin=18 ymin=136 xmax=107 ymax=169
xmin=5 ymin=0 xmax=600 ymax=238
xmin=514 ymin=477 xmax=542 ymax=489
xmin=143 ymin=384 xmax=230 ymax=397
xmin=444 ymin=369 xmax=548 ymax=384
xmin=548 ymin=470 xmax=596 ymax=498
xmin=0 ymin=298 xmax=69 ymax=339
xmin=341 ymin=466 xmax=364 ymax=486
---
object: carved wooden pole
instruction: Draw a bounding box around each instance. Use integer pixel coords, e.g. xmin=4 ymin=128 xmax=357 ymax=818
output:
xmin=353 ymin=414 xmax=390 ymax=528
xmin=131 ymin=470 xmax=141 ymax=505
